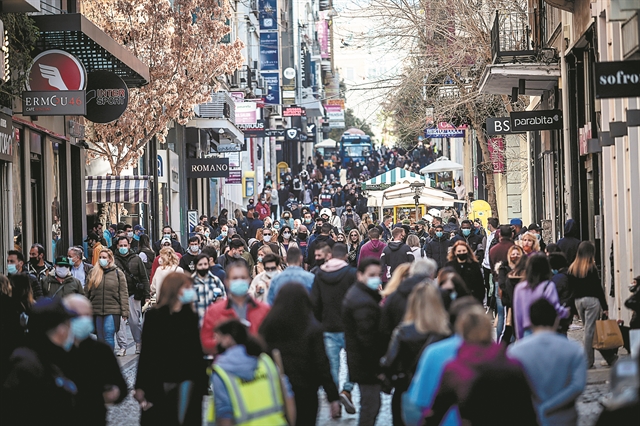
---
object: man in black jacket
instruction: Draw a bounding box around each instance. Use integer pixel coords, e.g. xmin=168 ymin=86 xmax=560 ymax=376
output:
xmin=425 ymin=224 xmax=450 ymax=270
xmin=306 ymin=223 xmax=336 ymax=267
xmin=557 ymin=219 xmax=581 ymax=265
xmin=311 ymin=243 xmax=357 ymax=415
xmin=113 ymin=237 xmax=149 ymax=356
xmin=342 ymin=257 xmax=384 ymax=425
xmin=380 ymin=227 xmax=415 ymax=283
xmin=65 ymin=295 xmax=127 ymax=426
xmin=449 ymin=219 xmax=483 ymax=255
xmin=153 ymin=226 xmax=184 ymax=255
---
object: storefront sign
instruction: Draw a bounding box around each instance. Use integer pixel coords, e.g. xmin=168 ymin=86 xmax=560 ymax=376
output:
xmin=85 ymin=71 xmax=129 ymax=123
xmin=259 ymin=0 xmax=278 ymax=31
xmin=594 ymin=60 xmax=640 ymax=99
xmin=22 ymin=90 xmax=86 ymax=116
xmin=226 ymin=170 xmax=242 ymax=184
xmin=259 ymin=32 xmax=279 ymax=72
xmin=215 ymin=143 xmax=242 ymax=152
xmin=265 ymin=128 xmax=285 ymax=137
xmin=263 ymin=73 xmax=280 ymax=105
xmin=510 ymin=110 xmax=563 ymax=131
xmin=235 ymin=102 xmax=257 ymax=125
xmin=424 ymin=128 xmax=465 ymax=138
xmin=283 ymin=106 xmax=306 ymax=117
xmin=237 ymin=119 xmax=266 ymax=138
xmin=0 ymin=112 xmax=13 ymax=162
xmin=486 ymin=117 xmax=525 ymax=136
xmin=27 ymin=49 xmax=86 ymax=91
xmin=186 ymin=157 xmax=230 ymax=178
xmin=285 ymin=128 xmax=300 ymax=141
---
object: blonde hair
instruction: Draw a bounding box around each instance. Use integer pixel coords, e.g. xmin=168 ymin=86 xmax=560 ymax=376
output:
xmin=381 ymin=263 xmax=411 ymax=297
xmin=568 ymin=241 xmax=596 ymax=279
xmin=159 ymin=247 xmax=179 ymax=268
xmin=518 ymin=231 xmax=540 ymax=253
xmin=403 ymin=283 xmax=451 ymax=335
xmin=406 ymin=234 xmax=421 ymax=248
xmin=87 ymin=249 xmax=115 ymax=290
xmin=0 ymin=275 xmax=11 ymax=297
xmin=455 ymin=305 xmax=493 ymax=345
xmin=257 ymin=245 xmax=273 ymax=257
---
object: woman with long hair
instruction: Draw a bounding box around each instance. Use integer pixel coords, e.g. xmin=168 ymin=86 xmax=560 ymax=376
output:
xmin=278 ymin=225 xmax=296 ymax=253
xmin=335 ymin=232 xmax=346 ymax=244
xmin=359 ymin=213 xmax=372 ymax=237
xmin=134 ymin=272 xmax=207 ymax=425
xmin=380 ymin=263 xmax=412 ymax=301
xmin=259 ymin=283 xmax=340 ymax=424
xmin=513 ymin=254 xmax=568 ymax=340
xmin=407 ymin=234 xmax=426 ymax=259
xmin=85 ymin=249 xmax=129 ymax=349
xmin=381 ymin=283 xmax=451 ymax=425
xmin=569 ymin=241 xmax=616 ymax=367
xmin=151 ymin=247 xmax=183 ymax=301
xmin=436 ymin=268 xmax=471 ymax=310
xmin=252 ymin=244 xmax=273 ymax=277
xmin=346 ymin=229 xmax=361 ymax=268
xmin=495 ymin=245 xmax=527 ymax=343
xmin=519 ymin=231 xmax=540 ymax=256
xmin=445 ymin=241 xmax=485 ymax=302
xmin=137 ymin=234 xmax=156 ymax=278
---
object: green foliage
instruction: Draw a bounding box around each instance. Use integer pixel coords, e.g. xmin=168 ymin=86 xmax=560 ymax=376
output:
xmin=329 ymin=108 xmax=375 ymax=139
xmin=0 ymin=13 xmax=39 ymax=109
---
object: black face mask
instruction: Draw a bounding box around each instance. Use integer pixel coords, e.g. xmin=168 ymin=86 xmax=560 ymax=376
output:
xmin=456 ymin=253 xmax=468 ymax=261
xmin=316 ymin=259 xmax=325 ymax=266
xmin=196 ymin=268 xmax=209 ymax=277
xmin=216 ymin=343 xmax=226 ymax=355
xmin=298 ymin=233 xmax=307 ymax=240
xmin=29 ymin=258 xmax=39 ymax=266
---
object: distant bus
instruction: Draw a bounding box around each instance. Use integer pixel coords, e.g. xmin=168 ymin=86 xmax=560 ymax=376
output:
xmin=340 ymin=131 xmax=372 ymax=164
xmin=315 ymin=138 xmax=339 ymax=167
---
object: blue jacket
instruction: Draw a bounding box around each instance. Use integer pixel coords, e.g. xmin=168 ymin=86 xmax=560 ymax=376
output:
xmin=403 ymin=335 xmax=462 ymax=426
xmin=267 ymin=266 xmax=315 ymax=305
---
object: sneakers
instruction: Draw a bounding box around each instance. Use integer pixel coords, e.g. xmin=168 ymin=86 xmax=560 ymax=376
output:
xmin=340 ymin=390 xmax=356 ymax=414
xmin=135 ymin=343 xmax=141 ymax=354
xmin=116 ymin=348 xmax=126 ymax=357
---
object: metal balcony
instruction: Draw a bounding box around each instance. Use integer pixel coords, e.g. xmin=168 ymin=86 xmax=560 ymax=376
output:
xmin=491 ymin=11 xmax=537 ymax=64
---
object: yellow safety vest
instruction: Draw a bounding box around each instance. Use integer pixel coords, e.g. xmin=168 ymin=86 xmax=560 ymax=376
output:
xmin=209 ymin=353 xmax=288 ymax=426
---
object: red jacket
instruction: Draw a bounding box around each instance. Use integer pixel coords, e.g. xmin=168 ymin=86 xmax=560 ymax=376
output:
xmin=200 ymin=296 xmax=270 ymax=354
xmin=255 ymin=202 xmax=271 ymax=220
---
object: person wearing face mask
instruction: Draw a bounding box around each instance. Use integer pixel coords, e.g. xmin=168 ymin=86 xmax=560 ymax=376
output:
xmin=64 ymin=294 xmax=128 ymax=426
xmin=134 ymin=273 xmax=208 ymax=425
xmin=279 ymin=211 xmax=294 ymax=229
xmin=295 ymin=224 xmax=310 ymax=261
xmin=85 ymin=249 xmax=129 ymax=350
xmin=154 ymin=226 xmax=185 ymax=255
xmin=191 ymin=254 xmax=226 ymax=326
xmin=302 ymin=211 xmax=315 ymax=231
xmin=495 ymin=245 xmax=527 ymax=344
xmin=249 ymin=254 xmax=281 ymax=303
xmin=255 ymin=195 xmax=271 ymax=221
xmin=42 ymin=256 xmax=84 ymax=299
xmin=1 ymin=298 xmax=79 ymax=425
xmin=6 ymin=249 xmax=43 ymax=299
xmin=179 ymin=236 xmax=203 ymax=273
xmin=425 ymin=224 xmax=450 ymax=271
xmin=278 ymin=225 xmax=295 ymax=253
xmin=200 ymin=262 xmax=270 ymax=354
xmin=67 ymin=246 xmax=93 ymax=289
xmin=445 ymin=241 xmax=485 ymax=303
xmin=342 ymin=258 xmax=385 ymax=423
xmin=340 ymin=202 xmax=362 ymax=230
xmin=27 ymin=243 xmax=54 ymax=285
xmin=449 ymin=219 xmax=483 ymax=256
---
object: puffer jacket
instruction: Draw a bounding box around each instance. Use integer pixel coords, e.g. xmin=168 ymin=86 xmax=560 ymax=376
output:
xmin=425 ymin=235 xmax=450 ymax=270
xmin=86 ymin=267 xmax=130 ymax=317
xmin=41 ymin=272 xmax=84 ymax=298
xmin=114 ymin=252 xmax=150 ymax=301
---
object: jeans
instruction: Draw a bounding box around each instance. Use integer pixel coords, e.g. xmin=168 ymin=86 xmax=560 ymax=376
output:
xmin=323 ymin=332 xmax=354 ymax=393
xmin=575 ymin=296 xmax=601 ymax=367
xmin=116 ymin=295 xmax=143 ymax=349
xmin=495 ymin=286 xmax=505 ymax=342
xmin=95 ymin=314 xmax=119 ymax=348
xmin=358 ymin=383 xmax=382 ymax=426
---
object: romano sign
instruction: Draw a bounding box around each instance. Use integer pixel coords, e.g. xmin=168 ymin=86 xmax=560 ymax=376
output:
xmin=186 ymin=158 xmax=230 ymax=178
xmin=594 ymin=60 xmax=640 ymax=99
xmin=510 ymin=110 xmax=563 ymax=132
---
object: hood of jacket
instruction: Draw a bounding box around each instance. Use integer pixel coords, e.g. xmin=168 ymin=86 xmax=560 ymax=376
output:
xmin=387 ymin=241 xmax=405 ymax=252
xmin=214 ymin=345 xmax=259 ymax=381
xmin=316 ymin=261 xmax=353 ymax=284
xmin=564 ymin=219 xmax=579 ymax=238
xmin=365 ymin=239 xmax=385 ymax=252
xmin=320 ymin=258 xmax=349 ymax=273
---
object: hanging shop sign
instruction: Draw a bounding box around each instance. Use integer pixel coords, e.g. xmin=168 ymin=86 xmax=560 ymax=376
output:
xmin=285 ymin=128 xmax=300 ymax=141
xmin=263 ymin=73 xmax=280 ymax=105
xmin=283 ymin=106 xmax=306 ymax=117
xmin=486 ymin=117 xmax=526 ymax=136
xmin=237 ymin=119 xmax=266 ymax=138
xmin=510 ymin=110 xmax=563 ymax=131
xmin=259 ymin=32 xmax=280 ymax=72
xmin=22 ymin=91 xmax=86 ymax=116
xmin=594 ymin=60 xmax=640 ymax=99
xmin=259 ymin=0 xmax=278 ymax=31
xmin=235 ymin=102 xmax=257 ymax=125
xmin=265 ymin=128 xmax=285 ymax=137
xmin=26 ymin=49 xmax=86 ymax=91
xmin=85 ymin=71 xmax=129 ymax=123
xmin=0 ymin=112 xmax=13 ymax=162
xmin=424 ymin=128 xmax=465 ymax=138
xmin=186 ymin=157 xmax=230 ymax=178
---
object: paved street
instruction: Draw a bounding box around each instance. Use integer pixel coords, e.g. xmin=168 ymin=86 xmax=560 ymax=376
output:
xmin=106 ymin=321 xmax=625 ymax=426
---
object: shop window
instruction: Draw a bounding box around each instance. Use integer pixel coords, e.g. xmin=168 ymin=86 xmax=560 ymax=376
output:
xmin=12 ymin=129 xmax=23 ymax=252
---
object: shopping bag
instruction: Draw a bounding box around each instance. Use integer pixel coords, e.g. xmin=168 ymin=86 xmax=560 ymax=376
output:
xmin=592 ymin=319 xmax=624 ymax=350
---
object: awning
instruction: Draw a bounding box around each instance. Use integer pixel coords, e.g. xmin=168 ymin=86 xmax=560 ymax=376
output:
xmin=362 ymin=167 xmax=429 ymax=191
xmin=86 ymin=176 xmax=150 ymax=204
xmin=299 ymin=99 xmax=325 ymax=117
xmin=32 ymin=14 xmax=150 ymax=88
xmin=367 ymin=182 xmax=455 ymax=208
xmin=187 ymin=118 xmax=244 ymax=145
xmin=478 ymin=63 xmax=560 ymax=96
xmin=420 ymin=157 xmax=464 ymax=174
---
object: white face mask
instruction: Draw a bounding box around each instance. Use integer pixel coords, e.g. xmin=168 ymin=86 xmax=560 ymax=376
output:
xmin=263 ymin=235 xmax=272 ymax=242
xmin=55 ymin=266 xmax=69 ymax=278
xmin=190 ymin=245 xmax=200 ymax=253
xmin=283 ymin=232 xmax=291 ymax=239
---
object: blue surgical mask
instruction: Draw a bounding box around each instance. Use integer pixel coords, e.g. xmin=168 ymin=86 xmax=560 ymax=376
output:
xmin=435 ymin=231 xmax=443 ymax=238
xmin=366 ymin=277 xmax=382 ymax=290
xmin=179 ymin=288 xmax=197 ymax=304
xmin=7 ymin=264 xmax=18 ymax=274
xmin=229 ymin=279 xmax=250 ymax=296
xmin=257 ymin=256 xmax=263 ymax=263
xmin=63 ymin=327 xmax=74 ymax=351
xmin=118 ymin=247 xmax=129 ymax=255
xmin=164 ymin=233 xmax=171 ymax=239
xmin=99 ymin=259 xmax=109 ymax=268
xmin=536 ymin=233 xmax=541 ymax=241
xmin=462 ymin=229 xmax=471 ymax=237
xmin=133 ymin=234 xmax=140 ymax=241
xmin=552 ymin=269 xmax=559 ymax=275
xmin=127 ymin=232 xmax=134 ymax=238
xmin=71 ymin=316 xmax=94 ymax=340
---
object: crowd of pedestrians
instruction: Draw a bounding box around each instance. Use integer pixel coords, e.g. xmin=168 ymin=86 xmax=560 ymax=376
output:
xmin=1 ymin=145 xmax=639 ymax=426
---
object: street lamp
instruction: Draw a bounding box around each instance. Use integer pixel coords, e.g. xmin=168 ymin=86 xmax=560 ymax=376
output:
xmin=410 ymin=181 xmax=426 ymax=222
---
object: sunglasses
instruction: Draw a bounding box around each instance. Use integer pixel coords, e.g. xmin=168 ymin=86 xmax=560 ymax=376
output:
xmin=263 ymin=233 xmax=272 ymax=236
xmin=264 ymin=266 xmax=278 ymax=272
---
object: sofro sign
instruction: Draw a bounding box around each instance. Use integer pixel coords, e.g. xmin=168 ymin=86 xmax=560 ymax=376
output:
xmin=186 ymin=158 xmax=230 ymax=178
xmin=510 ymin=110 xmax=563 ymax=132
xmin=594 ymin=60 xmax=640 ymax=99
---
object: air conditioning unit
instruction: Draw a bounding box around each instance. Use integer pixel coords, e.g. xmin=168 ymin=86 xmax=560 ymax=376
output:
xmin=197 ymin=92 xmax=236 ymax=122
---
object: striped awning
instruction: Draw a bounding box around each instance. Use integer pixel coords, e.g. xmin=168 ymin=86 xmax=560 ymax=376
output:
xmin=361 ymin=168 xmax=429 ymax=191
xmin=86 ymin=176 xmax=150 ymax=204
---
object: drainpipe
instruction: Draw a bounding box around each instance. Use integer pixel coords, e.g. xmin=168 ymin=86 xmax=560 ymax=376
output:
xmin=560 ymin=20 xmax=572 ymax=224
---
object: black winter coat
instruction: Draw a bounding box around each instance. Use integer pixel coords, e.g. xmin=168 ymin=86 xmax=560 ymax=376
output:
xmin=445 ymin=260 xmax=485 ymax=302
xmin=379 ymin=275 xmax=426 ymax=343
xmin=380 ymin=241 xmax=415 ymax=280
xmin=425 ymin=236 xmax=450 ymax=270
xmin=343 ymin=282 xmax=383 ymax=384
xmin=114 ymin=252 xmax=150 ymax=301
xmin=311 ymin=263 xmax=357 ymax=332
xmin=306 ymin=234 xmax=336 ymax=267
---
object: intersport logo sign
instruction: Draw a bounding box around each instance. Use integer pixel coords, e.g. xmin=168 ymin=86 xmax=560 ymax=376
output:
xmin=510 ymin=110 xmax=563 ymax=132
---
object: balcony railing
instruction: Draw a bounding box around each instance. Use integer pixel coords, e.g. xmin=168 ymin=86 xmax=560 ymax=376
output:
xmin=490 ymin=11 xmax=537 ymax=64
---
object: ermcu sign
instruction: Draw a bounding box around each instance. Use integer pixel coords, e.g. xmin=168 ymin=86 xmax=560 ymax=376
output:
xmin=594 ymin=60 xmax=640 ymax=99
xmin=186 ymin=158 xmax=230 ymax=178
xmin=23 ymin=91 xmax=86 ymax=116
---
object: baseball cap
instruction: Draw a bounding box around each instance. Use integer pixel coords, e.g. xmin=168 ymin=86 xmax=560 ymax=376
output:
xmin=510 ymin=218 xmax=523 ymax=227
xmin=417 ymin=220 xmax=426 ymax=226
xmin=402 ymin=219 xmax=411 ymax=225
xmin=134 ymin=224 xmax=146 ymax=232
xmin=28 ymin=298 xmax=78 ymax=334
xmin=55 ymin=256 xmax=73 ymax=267
xmin=161 ymin=237 xmax=172 ymax=246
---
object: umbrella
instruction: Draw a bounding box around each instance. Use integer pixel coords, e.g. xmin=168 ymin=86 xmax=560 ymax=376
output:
xmin=420 ymin=156 xmax=464 ymax=174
